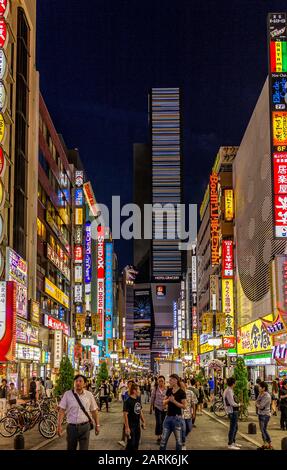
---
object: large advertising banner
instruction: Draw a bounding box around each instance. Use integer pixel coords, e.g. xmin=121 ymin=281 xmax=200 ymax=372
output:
xmin=209 ymin=173 xmax=220 ymax=266
xmin=222 ymin=278 xmax=235 ymax=343
xmin=105 ymin=243 xmax=113 ymax=357
xmin=237 ymin=315 xmax=273 ymax=355
xmin=97 ymin=226 xmax=105 ymax=341
xmin=5 ymin=247 xmax=28 ymax=319
xmin=268 ymin=13 xmax=287 ymax=237
xmin=134 ymin=290 xmax=152 ymax=351
xmin=0 ymin=281 xmax=16 ymax=362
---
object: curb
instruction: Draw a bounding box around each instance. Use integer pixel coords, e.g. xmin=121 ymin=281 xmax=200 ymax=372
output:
xmin=203 ymin=410 xmax=262 ymax=448
xmin=30 ymin=430 xmax=66 ymax=451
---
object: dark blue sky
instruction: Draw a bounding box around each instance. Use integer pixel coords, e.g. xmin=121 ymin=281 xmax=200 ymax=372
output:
xmin=36 ymin=0 xmax=287 ymax=269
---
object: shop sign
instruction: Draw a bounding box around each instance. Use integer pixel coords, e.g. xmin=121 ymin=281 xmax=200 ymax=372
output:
xmin=75 ymin=208 xmax=83 ymax=226
xmin=0 ymin=1 xmax=9 ymax=18
xmin=210 ymin=173 xmax=220 ymax=266
xmin=201 ymin=313 xmax=213 ymax=335
xmin=222 ymin=279 xmax=234 ymax=338
xmin=83 ymin=182 xmax=98 ymax=217
xmin=44 ymin=314 xmax=69 ymax=336
xmin=222 ymin=240 xmax=234 ymax=278
xmin=29 ymin=300 xmax=40 ymax=324
xmin=237 ymin=314 xmax=273 ymax=355
xmin=74 ymin=264 xmax=82 ymax=283
xmin=191 ymin=255 xmax=197 ymax=292
xmin=0 ymin=20 xmax=7 ymax=49
xmin=209 ymin=275 xmax=219 ymax=311
xmin=271 ymin=74 xmax=287 ymax=111
xmin=44 ymin=278 xmax=69 ymax=309
xmin=224 ymin=189 xmax=234 ymax=221
xmin=67 ymin=338 xmax=75 ymax=368
xmin=16 ymin=343 xmax=41 ymax=361
xmin=223 ymin=336 xmax=235 ymax=349
xmin=76 ymin=314 xmax=86 ymax=335
xmin=74 ymin=284 xmax=83 ymax=303
xmin=16 ymin=318 xmax=39 ymax=345
xmin=16 ymin=284 xmax=27 ymax=319
xmin=105 ymin=243 xmax=113 ymax=353
xmin=192 ymin=306 xmax=197 ymax=330
xmin=47 ymin=244 xmax=70 ymax=281
xmin=200 ymin=342 xmax=214 ymax=354
xmin=74 ymin=226 xmax=82 ymax=244
xmin=0 ymin=145 xmax=5 ymax=177
xmin=53 ymin=330 xmax=62 ymax=368
xmin=272 ymin=343 xmax=287 ymax=360
xmin=0 ymin=282 xmax=16 ymax=361
xmin=85 ymin=222 xmax=92 ymax=283
xmin=75 ymin=171 xmax=83 ymax=187
xmin=97 ymin=227 xmax=105 ymax=340
xmin=75 ymin=188 xmax=83 ymax=207
xmin=262 ymin=311 xmax=287 ymax=335
xmin=6 ymin=247 xmax=27 ymax=286
xmin=216 ymin=312 xmax=226 ymax=334
xmin=74 ymin=245 xmax=83 ymax=263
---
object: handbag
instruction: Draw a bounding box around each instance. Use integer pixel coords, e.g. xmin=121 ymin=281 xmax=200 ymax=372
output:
xmin=72 ymin=390 xmax=94 ymax=430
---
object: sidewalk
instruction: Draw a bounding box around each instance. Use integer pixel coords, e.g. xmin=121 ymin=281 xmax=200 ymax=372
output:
xmin=205 ymin=401 xmax=287 ymax=450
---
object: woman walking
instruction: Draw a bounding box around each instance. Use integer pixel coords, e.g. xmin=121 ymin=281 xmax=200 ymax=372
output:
xmin=256 ymin=381 xmax=273 ymax=450
xmin=271 ymin=379 xmax=279 ymax=416
xmin=150 ymin=375 xmax=166 ymax=444
xmin=196 ymin=381 xmax=205 ymax=415
xmin=180 ymin=380 xmax=196 ymax=450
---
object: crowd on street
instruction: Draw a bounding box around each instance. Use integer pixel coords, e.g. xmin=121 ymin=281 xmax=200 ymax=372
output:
xmin=1 ymin=372 xmax=287 ymax=451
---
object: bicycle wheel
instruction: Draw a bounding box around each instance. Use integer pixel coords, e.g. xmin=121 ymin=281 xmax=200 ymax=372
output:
xmin=38 ymin=417 xmax=57 ymax=439
xmin=0 ymin=417 xmax=18 ymax=437
xmin=213 ymin=401 xmax=226 ymax=418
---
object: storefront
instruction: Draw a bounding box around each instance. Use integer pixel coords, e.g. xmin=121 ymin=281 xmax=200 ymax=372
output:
xmin=16 ymin=343 xmax=41 ymax=396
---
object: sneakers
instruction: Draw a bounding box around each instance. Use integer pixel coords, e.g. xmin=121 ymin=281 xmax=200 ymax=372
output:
xmin=182 ymin=445 xmax=187 ymax=450
xmin=228 ymin=444 xmax=240 ymax=450
xmin=118 ymin=440 xmax=126 ymax=447
xmin=234 ymin=443 xmax=242 ymax=448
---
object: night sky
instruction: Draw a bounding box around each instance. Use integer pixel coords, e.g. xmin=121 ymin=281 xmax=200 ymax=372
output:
xmin=36 ymin=0 xmax=287 ymax=269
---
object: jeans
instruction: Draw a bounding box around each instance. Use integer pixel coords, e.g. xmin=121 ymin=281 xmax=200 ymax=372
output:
xmin=155 ymin=407 xmax=166 ymax=436
xmin=181 ymin=418 xmax=192 ymax=444
xmin=228 ymin=411 xmax=239 ymax=445
xmin=66 ymin=423 xmax=90 ymax=450
xmin=258 ymin=415 xmax=271 ymax=444
xmin=126 ymin=424 xmax=141 ymax=451
xmin=160 ymin=416 xmax=183 ymax=451
xmin=100 ymin=397 xmax=109 ymax=411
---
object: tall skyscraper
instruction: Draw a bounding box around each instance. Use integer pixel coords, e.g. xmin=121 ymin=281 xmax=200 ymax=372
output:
xmin=150 ymin=87 xmax=183 ymax=281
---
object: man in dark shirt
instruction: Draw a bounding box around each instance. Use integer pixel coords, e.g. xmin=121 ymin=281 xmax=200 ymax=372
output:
xmin=279 ymin=379 xmax=287 ymax=430
xmin=159 ymin=374 xmax=186 ymax=451
xmin=123 ymin=384 xmax=146 ymax=451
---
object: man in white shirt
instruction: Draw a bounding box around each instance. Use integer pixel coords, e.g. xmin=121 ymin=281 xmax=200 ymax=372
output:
xmin=57 ymin=374 xmax=100 ymax=450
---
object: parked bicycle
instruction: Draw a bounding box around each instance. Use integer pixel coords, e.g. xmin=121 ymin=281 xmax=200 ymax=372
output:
xmin=0 ymin=401 xmax=57 ymax=439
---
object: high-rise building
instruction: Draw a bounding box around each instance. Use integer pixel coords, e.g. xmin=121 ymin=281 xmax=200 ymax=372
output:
xmin=150 ymin=87 xmax=183 ymax=281
xmin=0 ymin=1 xmax=39 ymax=393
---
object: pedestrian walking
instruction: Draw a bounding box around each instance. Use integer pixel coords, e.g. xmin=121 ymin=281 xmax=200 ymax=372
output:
xmin=118 ymin=379 xmax=135 ymax=447
xmin=57 ymin=374 xmax=100 ymax=450
xmin=256 ymin=381 xmax=273 ymax=450
xmin=99 ymin=380 xmax=110 ymax=412
xmin=271 ymin=379 xmax=279 ymax=416
xmin=189 ymin=378 xmax=199 ymax=427
xmin=150 ymin=375 xmax=166 ymax=444
xmin=7 ymin=383 xmax=18 ymax=408
xmin=0 ymin=378 xmax=8 ymax=417
xmin=45 ymin=376 xmax=54 ymax=398
xmin=196 ymin=381 xmax=205 ymax=415
xmin=160 ymin=374 xmax=187 ymax=451
xmin=29 ymin=377 xmax=37 ymax=402
xmin=279 ymin=379 xmax=287 ymax=431
xmin=180 ymin=380 xmax=196 ymax=450
xmin=223 ymin=377 xmax=241 ymax=450
xmin=119 ymin=379 xmax=128 ymax=403
xmin=123 ymin=383 xmax=146 ymax=451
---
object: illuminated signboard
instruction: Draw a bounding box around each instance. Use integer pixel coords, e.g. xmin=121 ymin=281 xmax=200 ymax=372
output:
xmin=0 ymin=281 xmax=16 ymax=362
xmin=75 ymin=208 xmax=83 ymax=226
xmin=156 ymin=285 xmax=166 ymax=297
xmin=74 ymin=245 xmax=83 ymax=263
xmin=268 ymin=13 xmax=287 ymax=238
xmin=44 ymin=278 xmax=69 ymax=309
xmin=68 ymin=338 xmax=75 ymax=368
xmin=209 ymin=173 xmax=220 ymax=266
xmin=16 ymin=343 xmax=41 ymax=361
xmin=0 ymin=50 xmax=6 ymax=80
xmin=224 ymin=189 xmax=234 ymax=221
xmin=29 ymin=300 xmax=40 ymax=325
xmin=83 ymin=182 xmax=98 ymax=217
xmin=222 ymin=279 xmax=234 ymax=339
xmin=222 ymin=240 xmax=234 ymax=278
xmin=5 ymin=247 xmax=27 ymax=286
xmin=74 ymin=265 xmax=83 ymax=284
xmin=16 ymin=318 xmax=39 ymax=345
xmin=97 ymin=226 xmax=105 ymax=341
xmin=0 ymin=20 xmax=8 ymax=49
xmin=54 ymin=330 xmax=63 ymax=368
xmin=44 ymin=314 xmax=69 ymax=336
xmin=75 ymin=171 xmax=83 ymax=188
xmin=75 ymin=188 xmax=83 ymax=207
xmin=191 ymin=255 xmax=197 ymax=293
xmin=74 ymin=226 xmax=82 ymax=244
xmin=0 ymin=1 xmax=9 ymax=18
xmin=85 ymin=222 xmax=92 ymax=283
xmin=74 ymin=284 xmax=83 ymax=303
xmin=47 ymin=244 xmax=70 ymax=281
xmin=105 ymin=243 xmax=113 ymax=356
xmin=237 ymin=315 xmax=273 ymax=355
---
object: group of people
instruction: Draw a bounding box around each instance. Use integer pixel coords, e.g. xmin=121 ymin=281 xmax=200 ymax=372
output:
xmin=29 ymin=376 xmax=54 ymax=402
xmin=223 ymin=375 xmax=287 ymax=450
xmin=0 ymin=379 xmax=18 ymax=417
